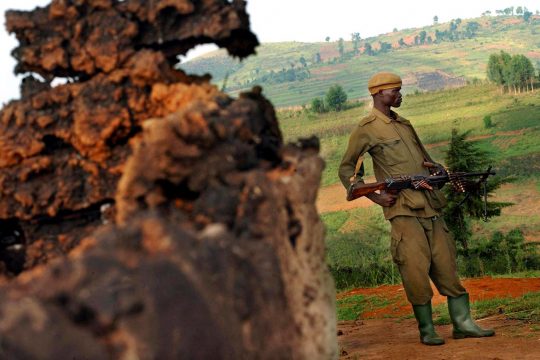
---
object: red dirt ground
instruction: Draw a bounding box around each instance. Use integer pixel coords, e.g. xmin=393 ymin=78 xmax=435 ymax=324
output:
xmin=338 ymin=277 xmax=540 ymax=359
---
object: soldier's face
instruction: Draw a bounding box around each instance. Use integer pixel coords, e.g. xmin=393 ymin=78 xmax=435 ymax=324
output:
xmin=380 ymin=87 xmax=402 ymax=108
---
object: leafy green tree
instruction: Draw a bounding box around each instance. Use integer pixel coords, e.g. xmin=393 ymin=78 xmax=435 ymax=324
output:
xmin=363 ymin=43 xmax=374 ymax=56
xmin=465 ymin=21 xmax=480 ymax=38
xmin=433 ymin=15 xmax=438 ymax=25
xmin=325 ymin=84 xmax=348 ymax=111
xmin=337 ymin=38 xmax=345 ymax=58
xmin=325 ymin=36 xmax=330 ymax=42
xmin=351 ymin=32 xmax=361 ymax=54
xmin=310 ymin=98 xmax=325 ymax=113
xmin=523 ymin=10 xmax=533 ymax=22
xmin=379 ymin=41 xmax=392 ymax=53
xmin=516 ymin=6 xmax=523 ymax=15
xmin=443 ymin=129 xmax=509 ymax=250
xmin=487 ymin=51 xmax=511 ymax=92
xmin=419 ymin=31 xmax=427 ymax=44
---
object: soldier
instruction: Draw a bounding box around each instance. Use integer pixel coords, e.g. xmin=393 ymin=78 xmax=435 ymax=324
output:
xmin=338 ymin=72 xmax=494 ymax=345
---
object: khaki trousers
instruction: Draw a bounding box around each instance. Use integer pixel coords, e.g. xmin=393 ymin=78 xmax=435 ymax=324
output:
xmin=389 ymin=215 xmax=467 ymax=305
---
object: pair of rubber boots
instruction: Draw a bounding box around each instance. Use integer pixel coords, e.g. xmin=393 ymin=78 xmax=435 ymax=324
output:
xmin=412 ymin=293 xmax=495 ymax=345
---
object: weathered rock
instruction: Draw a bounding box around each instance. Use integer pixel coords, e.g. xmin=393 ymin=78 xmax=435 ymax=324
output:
xmin=0 ymin=0 xmax=337 ymax=358
xmin=6 ymin=0 xmax=258 ymax=79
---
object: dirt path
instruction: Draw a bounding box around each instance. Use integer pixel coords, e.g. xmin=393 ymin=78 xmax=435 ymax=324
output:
xmin=316 ymin=182 xmax=374 ymax=213
xmin=338 ymin=277 xmax=540 ymax=359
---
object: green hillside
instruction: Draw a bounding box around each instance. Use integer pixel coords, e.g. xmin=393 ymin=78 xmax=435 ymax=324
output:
xmin=180 ymin=15 xmax=540 ymax=107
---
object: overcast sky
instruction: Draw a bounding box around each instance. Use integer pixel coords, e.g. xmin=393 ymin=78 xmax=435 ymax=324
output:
xmin=1 ymin=0 xmax=539 ymax=104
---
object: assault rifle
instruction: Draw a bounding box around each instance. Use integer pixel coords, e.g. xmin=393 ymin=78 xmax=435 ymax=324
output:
xmin=347 ymin=164 xmax=495 ymax=202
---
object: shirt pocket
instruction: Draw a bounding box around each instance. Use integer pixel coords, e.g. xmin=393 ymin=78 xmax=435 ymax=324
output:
xmin=373 ymin=138 xmax=408 ymax=166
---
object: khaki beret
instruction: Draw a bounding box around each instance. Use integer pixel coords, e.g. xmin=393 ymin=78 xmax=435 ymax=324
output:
xmin=368 ymin=72 xmax=402 ymax=95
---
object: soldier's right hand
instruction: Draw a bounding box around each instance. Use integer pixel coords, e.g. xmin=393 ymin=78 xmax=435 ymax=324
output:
xmin=367 ymin=192 xmax=397 ymax=207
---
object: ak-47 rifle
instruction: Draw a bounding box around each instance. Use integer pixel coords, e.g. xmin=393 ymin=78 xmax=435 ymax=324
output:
xmin=347 ymin=163 xmax=496 ymax=203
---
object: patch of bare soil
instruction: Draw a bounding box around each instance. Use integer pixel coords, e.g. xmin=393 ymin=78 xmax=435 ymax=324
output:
xmin=338 ymin=277 xmax=540 ymax=359
xmin=338 ymin=316 xmax=540 ymax=360
xmin=316 ymin=182 xmax=374 ymax=213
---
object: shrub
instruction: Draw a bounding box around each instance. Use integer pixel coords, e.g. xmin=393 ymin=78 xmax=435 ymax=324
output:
xmin=310 ymin=97 xmax=326 ymax=113
xmin=325 ymin=84 xmax=348 ymax=111
xmin=483 ymin=115 xmax=493 ymax=128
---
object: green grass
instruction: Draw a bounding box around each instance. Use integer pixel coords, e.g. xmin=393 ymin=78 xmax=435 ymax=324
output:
xmin=336 ymin=294 xmax=393 ymax=321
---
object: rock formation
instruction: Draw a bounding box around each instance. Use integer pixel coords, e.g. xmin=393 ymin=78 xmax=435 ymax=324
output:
xmin=0 ymin=1 xmax=336 ymax=358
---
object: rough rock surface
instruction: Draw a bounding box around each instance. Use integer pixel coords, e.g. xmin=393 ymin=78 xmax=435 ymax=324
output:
xmin=0 ymin=0 xmax=337 ymax=358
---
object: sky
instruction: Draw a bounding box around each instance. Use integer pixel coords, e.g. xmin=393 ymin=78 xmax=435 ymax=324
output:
xmin=1 ymin=0 xmax=539 ymax=104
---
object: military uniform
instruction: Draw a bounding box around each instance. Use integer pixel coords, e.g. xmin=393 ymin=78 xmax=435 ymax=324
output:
xmin=338 ymin=94 xmax=466 ymax=305
xmin=338 ymin=72 xmax=494 ymax=344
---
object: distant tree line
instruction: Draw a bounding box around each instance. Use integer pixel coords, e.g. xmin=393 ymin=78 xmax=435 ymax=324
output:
xmin=487 ymin=51 xmax=537 ymax=93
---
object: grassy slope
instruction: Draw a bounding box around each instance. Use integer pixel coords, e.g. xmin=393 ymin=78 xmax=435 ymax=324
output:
xmin=181 ymin=16 xmax=540 ymax=107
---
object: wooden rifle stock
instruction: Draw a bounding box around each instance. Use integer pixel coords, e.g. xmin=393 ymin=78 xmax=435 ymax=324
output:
xmin=347 ymin=182 xmax=387 ymax=201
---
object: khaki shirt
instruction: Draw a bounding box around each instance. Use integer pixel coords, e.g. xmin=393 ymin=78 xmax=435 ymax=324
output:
xmin=338 ymin=108 xmax=447 ymax=220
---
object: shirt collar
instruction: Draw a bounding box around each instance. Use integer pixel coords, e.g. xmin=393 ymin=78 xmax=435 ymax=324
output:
xmin=371 ymin=107 xmax=410 ymax=125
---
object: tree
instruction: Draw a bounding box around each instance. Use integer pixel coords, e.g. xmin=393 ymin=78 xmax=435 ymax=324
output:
xmin=337 ymin=38 xmax=345 ymax=58
xmin=419 ymin=31 xmax=427 ymax=44
xmin=325 ymin=36 xmax=330 ymax=42
xmin=364 ymin=42 xmax=374 ymax=56
xmin=443 ymin=129 xmax=509 ymax=250
xmin=465 ymin=21 xmax=480 ymax=38
xmin=310 ymin=98 xmax=325 ymax=113
xmin=379 ymin=41 xmax=392 ymax=53
xmin=487 ymin=50 xmax=511 ymax=93
xmin=516 ymin=6 xmax=523 ymax=15
xmin=325 ymin=84 xmax=348 ymax=111
xmin=523 ymin=10 xmax=533 ymax=22
xmin=351 ymin=32 xmax=361 ymax=55
xmin=433 ymin=15 xmax=438 ymax=25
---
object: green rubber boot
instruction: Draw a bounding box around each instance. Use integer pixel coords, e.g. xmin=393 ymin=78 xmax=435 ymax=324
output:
xmin=412 ymin=302 xmax=445 ymax=345
xmin=448 ymin=293 xmax=495 ymax=339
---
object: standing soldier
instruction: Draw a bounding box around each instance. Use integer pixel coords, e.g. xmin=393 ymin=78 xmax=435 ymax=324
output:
xmin=338 ymin=72 xmax=495 ymax=345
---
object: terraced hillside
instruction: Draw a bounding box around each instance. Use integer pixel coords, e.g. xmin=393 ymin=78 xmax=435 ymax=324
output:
xmin=180 ymin=15 xmax=540 ymax=107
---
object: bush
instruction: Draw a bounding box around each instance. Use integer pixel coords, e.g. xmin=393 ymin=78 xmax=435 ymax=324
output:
xmin=310 ymin=97 xmax=326 ymax=113
xmin=458 ymin=229 xmax=540 ymax=277
xmin=325 ymin=84 xmax=348 ymax=111
xmin=483 ymin=115 xmax=493 ymax=128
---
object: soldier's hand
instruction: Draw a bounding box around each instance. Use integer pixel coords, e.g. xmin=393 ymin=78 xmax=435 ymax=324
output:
xmin=367 ymin=192 xmax=397 ymax=207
